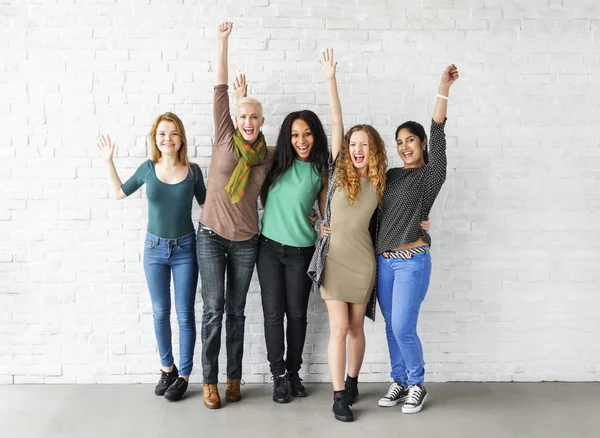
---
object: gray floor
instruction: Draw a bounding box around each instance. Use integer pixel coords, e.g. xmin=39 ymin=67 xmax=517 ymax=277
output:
xmin=2 ymin=383 xmax=599 ymax=438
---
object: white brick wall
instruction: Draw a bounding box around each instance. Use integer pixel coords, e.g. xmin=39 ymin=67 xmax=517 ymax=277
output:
xmin=1 ymin=0 xmax=599 ymax=384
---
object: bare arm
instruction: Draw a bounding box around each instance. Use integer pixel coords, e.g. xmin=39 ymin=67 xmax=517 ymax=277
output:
xmin=320 ymin=49 xmax=342 ymax=161
xmin=97 ymin=135 xmax=126 ymax=200
xmin=215 ymin=21 xmax=233 ymax=86
xmin=318 ymin=174 xmax=327 ymax=218
xmin=432 ymin=64 xmax=459 ymax=123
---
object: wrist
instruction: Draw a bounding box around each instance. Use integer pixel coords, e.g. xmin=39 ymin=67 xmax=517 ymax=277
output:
xmin=438 ymin=85 xmax=450 ymax=96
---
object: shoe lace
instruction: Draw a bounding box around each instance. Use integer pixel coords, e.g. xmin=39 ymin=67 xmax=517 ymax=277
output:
xmin=158 ymin=369 xmax=175 ymax=384
xmin=336 ymin=397 xmax=350 ymax=409
xmin=405 ymin=385 xmax=423 ymax=405
xmin=205 ymin=384 xmax=217 ymax=395
xmin=384 ymin=382 xmax=402 ymax=399
xmin=172 ymin=377 xmax=186 ymax=389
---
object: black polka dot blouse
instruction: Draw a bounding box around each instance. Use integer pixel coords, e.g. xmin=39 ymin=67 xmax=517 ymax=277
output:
xmin=376 ymin=119 xmax=448 ymax=254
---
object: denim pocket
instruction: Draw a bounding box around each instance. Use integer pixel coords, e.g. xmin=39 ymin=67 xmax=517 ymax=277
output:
xmin=198 ymin=225 xmax=215 ymax=236
xmin=144 ymin=238 xmax=158 ymax=249
xmin=178 ymin=241 xmax=195 ymax=254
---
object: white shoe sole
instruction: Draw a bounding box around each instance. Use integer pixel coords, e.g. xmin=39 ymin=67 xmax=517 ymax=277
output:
xmin=378 ymin=396 xmax=407 ymax=407
xmin=402 ymin=393 xmax=427 ymax=414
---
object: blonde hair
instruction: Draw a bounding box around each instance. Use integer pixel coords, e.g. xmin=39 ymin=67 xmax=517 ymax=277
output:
xmin=336 ymin=125 xmax=387 ymax=207
xmin=148 ymin=112 xmax=190 ymax=167
xmin=236 ymin=97 xmax=264 ymax=118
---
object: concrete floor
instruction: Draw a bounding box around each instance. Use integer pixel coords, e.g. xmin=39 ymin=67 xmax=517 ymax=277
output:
xmin=2 ymin=383 xmax=599 ymax=438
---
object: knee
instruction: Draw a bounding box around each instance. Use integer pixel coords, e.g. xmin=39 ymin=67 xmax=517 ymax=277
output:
xmin=392 ymin=320 xmax=416 ymax=344
xmin=330 ymin=322 xmax=349 ymax=340
xmin=176 ymin=310 xmax=195 ymax=328
xmin=348 ymin=321 xmax=364 ymax=338
xmin=263 ymin=309 xmax=284 ymax=325
xmin=286 ymin=310 xmax=307 ymax=326
xmin=152 ymin=306 xmax=170 ymax=324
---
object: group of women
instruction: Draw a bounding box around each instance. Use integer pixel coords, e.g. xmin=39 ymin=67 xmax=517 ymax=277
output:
xmin=99 ymin=21 xmax=459 ymax=422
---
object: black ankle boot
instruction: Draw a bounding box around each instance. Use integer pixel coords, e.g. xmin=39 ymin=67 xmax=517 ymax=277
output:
xmin=332 ymin=391 xmax=353 ymax=422
xmin=272 ymin=373 xmax=290 ymax=404
xmin=345 ymin=375 xmax=359 ymax=405
xmin=288 ymin=371 xmax=307 ymax=397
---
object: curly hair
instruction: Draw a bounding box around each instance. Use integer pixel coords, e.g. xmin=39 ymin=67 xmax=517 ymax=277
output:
xmin=336 ymin=124 xmax=387 ymax=207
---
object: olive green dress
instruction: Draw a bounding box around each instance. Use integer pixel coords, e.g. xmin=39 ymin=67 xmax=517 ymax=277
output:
xmin=320 ymin=178 xmax=378 ymax=304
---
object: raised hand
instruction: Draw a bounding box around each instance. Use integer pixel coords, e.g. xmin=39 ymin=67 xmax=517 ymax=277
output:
xmin=217 ymin=21 xmax=233 ymax=40
xmin=233 ymin=73 xmax=248 ymax=102
xmin=440 ymin=64 xmax=459 ymax=90
xmin=319 ymin=48 xmax=337 ymax=80
xmin=97 ymin=134 xmax=117 ymax=163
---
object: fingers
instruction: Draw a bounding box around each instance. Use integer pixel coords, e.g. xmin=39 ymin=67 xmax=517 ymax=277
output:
xmin=321 ymin=48 xmax=334 ymax=64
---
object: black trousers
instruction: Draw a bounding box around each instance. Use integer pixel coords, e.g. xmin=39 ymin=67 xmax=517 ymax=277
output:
xmin=256 ymin=235 xmax=315 ymax=377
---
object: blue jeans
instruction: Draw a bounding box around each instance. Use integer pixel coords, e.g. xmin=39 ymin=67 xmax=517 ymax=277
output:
xmin=377 ymin=249 xmax=432 ymax=386
xmin=196 ymin=225 xmax=258 ymax=384
xmin=143 ymin=232 xmax=198 ymax=377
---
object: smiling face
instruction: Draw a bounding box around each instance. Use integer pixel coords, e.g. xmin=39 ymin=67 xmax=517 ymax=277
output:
xmin=396 ymin=128 xmax=426 ymax=168
xmin=155 ymin=120 xmax=182 ymax=156
xmin=348 ymin=130 xmax=371 ymax=175
xmin=291 ymin=118 xmax=314 ymax=161
xmin=236 ymin=103 xmax=264 ymax=143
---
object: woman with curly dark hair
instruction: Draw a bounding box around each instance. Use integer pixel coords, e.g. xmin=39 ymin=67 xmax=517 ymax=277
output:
xmin=308 ymin=49 xmax=387 ymax=423
xmin=257 ymin=108 xmax=329 ymax=404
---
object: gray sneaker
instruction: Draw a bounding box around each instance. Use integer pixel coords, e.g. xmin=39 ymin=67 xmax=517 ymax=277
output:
xmin=378 ymin=381 xmax=409 ymax=407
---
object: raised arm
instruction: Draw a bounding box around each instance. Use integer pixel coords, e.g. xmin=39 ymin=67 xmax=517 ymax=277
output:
xmin=320 ymin=48 xmax=342 ymax=161
xmin=215 ymin=21 xmax=233 ymax=86
xmin=432 ymin=64 xmax=459 ymax=123
xmin=98 ymin=134 xmax=126 ymax=200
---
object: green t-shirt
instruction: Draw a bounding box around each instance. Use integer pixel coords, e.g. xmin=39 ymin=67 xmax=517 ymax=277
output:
xmin=261 ymin=159 xmax=322 ymax=247
xmin=121 ymin=160 xmax=206 ymax=239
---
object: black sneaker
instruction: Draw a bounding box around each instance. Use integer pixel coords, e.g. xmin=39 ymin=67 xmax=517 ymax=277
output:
xmin=344 ymin=376 xmax=359 ymax=405
xmin=378 ymin=381 xmax=409 ymax=407
xmin=332 ymin=396 xmax=354 ymax=422
xmin=272 ymin=373 xmax=289 ymax=404
xmin=288 ymin=372 xmax=307 ymax=398
xmin=402 ymin=384 xmax=428 ymax=414
xmin=155 ymin=365 xmax=178 ymax=396
xmin=164 ymin=377 xmax=188 ymax=401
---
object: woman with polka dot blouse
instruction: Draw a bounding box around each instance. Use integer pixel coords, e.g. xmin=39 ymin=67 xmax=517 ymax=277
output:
xmin=375 ymin=65 xmax=459 ymax=414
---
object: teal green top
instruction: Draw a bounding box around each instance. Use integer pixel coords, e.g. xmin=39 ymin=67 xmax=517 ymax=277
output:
xmin=262 ymin=159 xmax=322 ymax=247
xmin=122 ymin=160 xmax=206 ymax=239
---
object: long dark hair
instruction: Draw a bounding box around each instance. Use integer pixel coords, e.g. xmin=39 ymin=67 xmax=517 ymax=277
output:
xmin=262 ymin=110 xmax=329 ymax=200
xmin=395 ymin=121 xmax=429 ymax=165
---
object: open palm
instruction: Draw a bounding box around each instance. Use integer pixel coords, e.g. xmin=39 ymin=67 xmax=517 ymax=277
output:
xmin=319 ymin=48 xmax=337 ymax=80
xmin=97 ymin=134 xmax=117 ymax=162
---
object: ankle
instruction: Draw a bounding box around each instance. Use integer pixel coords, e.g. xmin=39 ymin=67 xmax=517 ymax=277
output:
xmin=333 ymin=389 xmax=346 ymax=400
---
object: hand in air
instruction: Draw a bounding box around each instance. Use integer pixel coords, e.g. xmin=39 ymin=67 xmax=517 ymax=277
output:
xmin=440 ymin=64 xmax=459 ymax=89
xmin=217 ymin=21 xmax=233 ymax=40
xmin=319 ymin=48 xmax=337 ymax=80
xmin=233 ymin=73 xmax=248 ymax=102
xmin=97 ymin=134 xmax=117 ymax=163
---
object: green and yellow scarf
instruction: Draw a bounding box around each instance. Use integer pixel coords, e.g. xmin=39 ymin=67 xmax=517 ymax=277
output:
xmin=225 ymin=129 xmax=267 ymax=204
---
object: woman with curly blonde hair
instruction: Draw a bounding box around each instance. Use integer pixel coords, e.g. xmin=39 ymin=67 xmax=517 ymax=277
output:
xmin=307 ymin=49 xmax=386 ymax=423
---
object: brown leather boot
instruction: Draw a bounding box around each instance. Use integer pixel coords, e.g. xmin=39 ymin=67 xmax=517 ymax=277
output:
xmin=203 ymin=383 xmax=221 ymax=409
xmin=225 ymin=378 xmax=242 ymax=402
